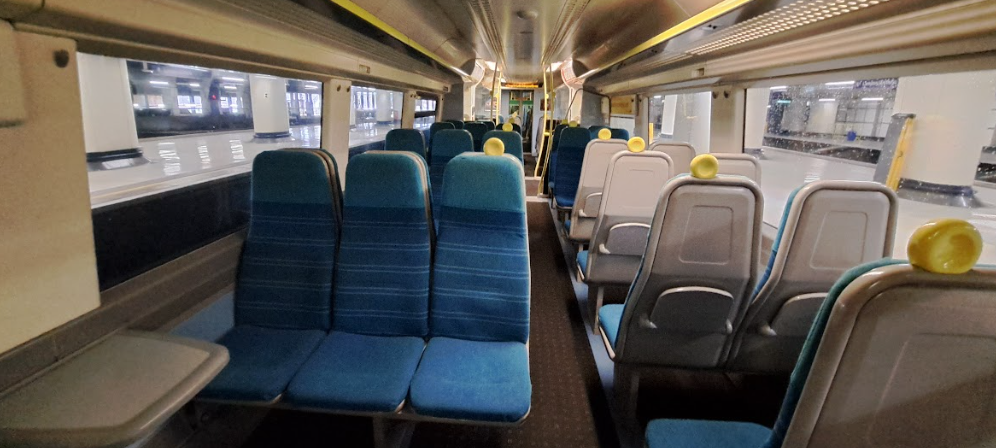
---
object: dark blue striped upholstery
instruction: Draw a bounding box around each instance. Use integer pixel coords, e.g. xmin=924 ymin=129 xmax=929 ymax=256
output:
xmin=464 ymin=122 xmax=488 ymax=151
xmin=429 ymin=129 xmax=474 ymax=219
xmin=552 ymin=127 xmax=592 ymax=209
xmin=428 ymin=121 xmax=455 ymax=147
xmin=589 ymin=125 xmax=609 ymax=139
xmin=546 ymin=124 xmax=568 ymax=191
xmin=235 ymin=150 xmax=338 ymax=331
xmin=483 ymin=130 xmax=524 ymax=163
xmin=610 ymin=128 xmax=630 ymax=140
xmin=385 ymin=129 xmax=427 ymax=159
xmin=445 ymin=119 xmax=464 ymax=129
xmin=431 ymin=154 xmax=530 ymax=343
xmin=333 ymin=152 xmax=432 ymax=337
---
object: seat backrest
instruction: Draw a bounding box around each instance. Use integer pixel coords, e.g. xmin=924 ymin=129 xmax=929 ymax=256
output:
xmin=431 ymin=153 xmax=530 ymax=343
xmin=766 ymin=228 xmax=996 ymax=447
xmin=589 ymin=126 xmax=609 ymax=140
xmin=613 ymin=174 xmax=763 ymax=367
xmin=464 ymin=122 xmax=489 ymax=151
xmin=483 ymin=130 xmax=524 ymax=163
xmin=235 ymin=150 xmax=340 ymax=331
xmin=728 ymin=180 xmax=897 ymax=373
xmin=445 ymin=119 xmax=464 ymax=129
xmin=511 ymin=123 xmax=522 ymax=134
xmin=429 ymin=129 xmax=474 ymax=217
xmin=585 ymin=151 xmax=673 ymax=285
xmin=482 ymin=120 xmax=496 ymax=131
xmin=649 ymin=141 xmax=696 ymax=175
xmin=546 ymin=124 xmax=569 ymax=190
xmin=552 ymin=127 xmax=593 ymax=208
xmin=568 ymin=138 xmax=629 ymax=242
xmin=333 ymin=152 xmax=433 ymax=337
xmin=428 ymin=121 xmax=455 ymax=146
xmin=610 ymin=128 xmax=630 ymax=140
xmin=385 ymin=128 xmax=426 ymax=159
xmin=713 ymin=153 xmax=761 ymax=184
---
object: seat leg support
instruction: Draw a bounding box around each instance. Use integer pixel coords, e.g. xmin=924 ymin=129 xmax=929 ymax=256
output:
xmin=613 ymin=364 xmax=643 ymax=448
xmin=372 ymin=417 xmax=415 ymax=448
xmin=590 ymin=286 xmax=605 ymax=334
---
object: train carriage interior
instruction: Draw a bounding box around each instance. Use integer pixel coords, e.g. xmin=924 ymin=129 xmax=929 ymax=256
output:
xmin=3 ymin=0 xmax=996 ymax=447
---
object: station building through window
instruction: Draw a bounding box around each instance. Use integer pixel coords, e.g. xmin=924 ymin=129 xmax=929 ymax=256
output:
xmin=80 ymin=54 xmax=323 ymax=209
xmin=348 ymin=85 xmax=403 ymax=148
xmin=413 ymin=97 xmax=438 ymax=130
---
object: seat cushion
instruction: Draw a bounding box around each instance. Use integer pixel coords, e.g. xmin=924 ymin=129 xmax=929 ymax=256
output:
xmin=645 ymin=419 xmax=772 ymax=448
xmin=410 ymin=337 xmax=531 ymax=422
xmin=598 ymin=304 xmax=624 ymax=348
xmin=577 ymin=250 xmax=589 ymax=273
xmin=285 ymin=331 xmax=425 ymax=412
xmin=564 ymin=219 xmax=572 ymax=232
xmin=199 ymin=325 xmax=325 ymax=402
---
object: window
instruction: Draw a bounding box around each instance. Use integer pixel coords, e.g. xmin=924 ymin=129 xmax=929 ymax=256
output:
xmin=414 ymin=96 xmax=437 ymax=131
xmin=82 ymin=56 xmax=323 ymax=208
xmin=655 ymin=91 xmax=712 ymax=153
xmin=743 ymin=69 xmax=996 ymax=260
xmin=349 ymin=86 xmax=402 ymax=148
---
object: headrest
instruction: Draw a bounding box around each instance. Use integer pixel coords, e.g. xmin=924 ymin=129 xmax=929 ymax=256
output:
xmin=627 ymin=137 xmax=646 ymax=153
xmin=560 ymin=127 xmax=592 ymax=148
xmin=464 ymin=122 xmax=488 ymax=136
xmin=908 ymin=218 xmax=982 ymax=274
xmin=431 ymin=129 xmax=474 ymax=158
xmin=690 ymin=154 xmax=719 ymax=179
xmin=252 ymin=150 xmax=333 ymax=204
xmin=483 ymin=138 xmax=505 ymax=156
xmin=442 ymin=153 xmax=525 ymax=213
xmin=610 ymin=128 xmax=630 ymax=140
xmin=430 ymin=122 xmax=455 ymax=132
xmin=569 ymin=120 xmax=579 ymax=127
xmin=344 ymin=152 xmax=427 ymax=209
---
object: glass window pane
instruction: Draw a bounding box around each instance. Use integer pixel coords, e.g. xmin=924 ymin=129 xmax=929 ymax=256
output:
xmin=348 ymin=85 xmax=403 ymax=149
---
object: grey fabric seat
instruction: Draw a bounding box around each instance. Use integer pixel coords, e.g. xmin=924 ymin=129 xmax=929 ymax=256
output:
xmin=649 ymin=141 xmax=696 ymax=174
xmin=727 ymin=180 xmax=898 ymax=374
xmin=581 ymin=150 xmax=673 ymax=329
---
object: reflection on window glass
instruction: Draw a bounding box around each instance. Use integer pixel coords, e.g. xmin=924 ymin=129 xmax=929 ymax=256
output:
xmin=743 ymin=70 xmax=996 ymax=262
xmin=655 ymin=91 xmax=712 ymax=153
xmin=83 ymin=56 xmax=323 ymax=208
xmin=414 ymin=96 xmax=437 ymax=131
xmin=348 ymin=86 xmax=403 ymax=148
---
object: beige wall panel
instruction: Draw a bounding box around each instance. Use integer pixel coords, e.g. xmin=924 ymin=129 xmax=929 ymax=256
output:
xmin=0 ymin=32 xmax=100 ymax=354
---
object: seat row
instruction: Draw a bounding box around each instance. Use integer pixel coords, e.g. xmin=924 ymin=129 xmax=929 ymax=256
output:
xmin=198 ymin=148 xmax=532 ymax=427
xmin=384 ymin=122 xmax=524 ymax=164
xmin=543 ymin=122 xmax=629 ymax=201
xmin=643 ymin=219 xmax=996 ymax=448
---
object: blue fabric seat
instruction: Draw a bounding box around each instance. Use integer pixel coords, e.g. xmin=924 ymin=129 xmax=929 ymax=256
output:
xmin=411 ymin=153 xmax=532 ymax=422
xmin=286 ymin=151 xmax=433 ymax=413
xmin=564 ymin=219 xmax=571 ymax=231
xmin=483 ymin=129 xmax=524 ymax=163
xmin=385 ymin=129 xmax=427 ymax=159
xmin=577 ymin=249 xmax=588 ymax=273
xmin=545 ymin=124 xmax=568 ymax=192
xmin=643 ymin=259 xmax=902 ymax=448
xmin=597 ymin=304 xmax=623 ymax=347
xmin=588 ymin=125 xmax=609 ymax=139
xmin=428 ymin=121 xmax=455 ymax=148
xmin=202 ymin=150 xmax=339 ymax=402
xmin=464 ymin=122 xmax=488 ymax=151
xmin=645 ymin=420 xmax=772 ymax=448
xmin=285 ymin=331 xmax=424 ymax=412
xmin=429 ymin=130 xmax=474 ymax=220
xmin=482 ymin=120 xmax=496 ymax=131
xmin=410 ymin=337 xmax=531 ymax=422
xmin=552 ymin=127 xmax=592 ymax=209
xmin=200 ymin=326 xmax=325 ymax=402
xmin=445 ymin=119 xmax=464 ymax=129
xmin=610 ymin=128 xmax=629 ymax=140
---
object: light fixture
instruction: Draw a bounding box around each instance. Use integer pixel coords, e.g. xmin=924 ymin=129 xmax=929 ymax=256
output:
xmin=769 ymin=85 xmax=788 ymax=90
xmin=825 ymin=80 xmax=855 ymax=86
xmin=305 ymin=85 xmax=319 ymax=90
xmin=188 ymin=83 xmax=201 ymax=88
xmin=149 ymin=80 xmax=169 ymax=86
xmin=221 ymin=77 xmax=244 ymax=82
xmin=819 ymin=98 xmax=836 ymax=102
xmin=861 ymin=97 xmax=884 ymax=101
xmin=223 ymin=85 xmax=237 ymax=90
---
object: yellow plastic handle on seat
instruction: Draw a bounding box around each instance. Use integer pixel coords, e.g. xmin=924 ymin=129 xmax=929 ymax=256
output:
xmin=598 ymin=128 xmax=612 ymax=140
xmin=569 ymin=120 xmax=579 ymax=128
xmin=483 ymin=137 xmax=505 ymax=156
xmin=690 ymin=154 xmax=718 ymax=179
xmin=907 ymin=218 xmax=982 ymax=274
xmin=627 ymin=137 xmax=646 ymax=153
xmin=502 ymin=122 xmax=513 ymax=132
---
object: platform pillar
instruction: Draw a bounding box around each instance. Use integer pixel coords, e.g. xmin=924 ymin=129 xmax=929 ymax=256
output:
xmin=249 ymin=74 xmax=290 ymax=139
xmin=744 ymin=87 xmax=770 ymax=154
xmin=894 ymin=70 xmax=996 ymax=206
xmin=401 ymin=90 xmax=417 ymax=129
xmin=672 ymin=92 xmax=712 ymax=153
xmin=76 ymin=53 xmax=140 ymax=160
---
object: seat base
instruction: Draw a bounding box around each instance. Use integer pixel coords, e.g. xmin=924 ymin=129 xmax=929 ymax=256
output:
xmin=409 ymin=337 xmax=531 ymax=423
xmin=645 ymin=419 xmax=772 ymax=448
